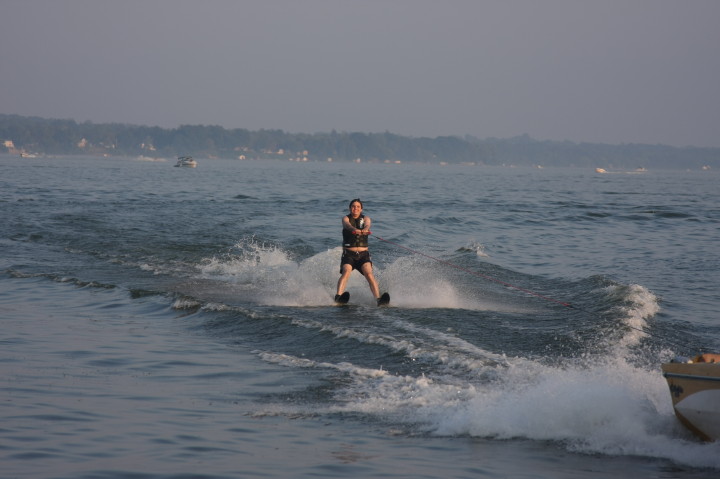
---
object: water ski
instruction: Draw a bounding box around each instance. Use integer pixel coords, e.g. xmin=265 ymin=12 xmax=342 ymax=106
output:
xmin=377 ymin=292 xmax=390 ymax=306
xmin=334 ymin=292 xmax=350 ymax=304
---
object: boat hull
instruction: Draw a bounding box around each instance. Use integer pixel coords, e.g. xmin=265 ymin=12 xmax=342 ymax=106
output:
xmin=662 ymin=356 xmax=720 ymax=441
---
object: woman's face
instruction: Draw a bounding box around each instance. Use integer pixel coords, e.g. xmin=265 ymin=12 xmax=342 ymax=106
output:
xmin=349 ymin=201 xmax=362 ymax=217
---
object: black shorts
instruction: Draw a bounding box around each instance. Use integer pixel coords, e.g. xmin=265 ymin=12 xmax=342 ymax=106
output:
xmin=340 ymin=250 xmax=372 ymax=275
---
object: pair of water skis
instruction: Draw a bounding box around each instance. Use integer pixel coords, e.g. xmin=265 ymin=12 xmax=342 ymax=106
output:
xmin=334 ymin=291 xmax=390 ymax=307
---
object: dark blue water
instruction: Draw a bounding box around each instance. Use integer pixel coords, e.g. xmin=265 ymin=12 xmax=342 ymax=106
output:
xmin=2 ymin=155 xmax=719 ymax=478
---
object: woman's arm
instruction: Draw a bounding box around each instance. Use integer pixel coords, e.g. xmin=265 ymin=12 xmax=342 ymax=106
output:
xmin=362 ymin=216 xmax=372 ymax=234
xmin=342 ymin=215 xmax=371 ymax=234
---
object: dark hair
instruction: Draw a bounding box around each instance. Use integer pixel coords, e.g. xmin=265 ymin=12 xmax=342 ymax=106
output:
xmin=349 ymin=198 xmax=363 ymax=209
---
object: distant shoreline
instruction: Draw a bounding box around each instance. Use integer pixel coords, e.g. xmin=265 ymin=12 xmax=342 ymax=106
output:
xmin=2 ymin=114 xmax=718 ymax=170
xmin=3 ymin=153 xmax=716 ymax=175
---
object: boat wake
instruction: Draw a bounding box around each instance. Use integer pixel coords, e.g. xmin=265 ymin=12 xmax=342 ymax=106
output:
xmin=195 ymin=237 xmax=530 ymax=311
xmin=178 ymin=238 xmax=720 ymax=469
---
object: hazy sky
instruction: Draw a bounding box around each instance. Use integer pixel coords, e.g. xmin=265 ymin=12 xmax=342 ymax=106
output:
xmin=2 ymin=0 xmax=719 ymax=147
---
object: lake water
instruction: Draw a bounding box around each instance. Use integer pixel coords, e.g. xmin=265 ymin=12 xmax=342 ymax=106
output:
xmin=2 ymin=155 xmax=719 ymax=478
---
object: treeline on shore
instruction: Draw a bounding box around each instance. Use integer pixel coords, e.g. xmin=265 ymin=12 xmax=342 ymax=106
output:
xmin=1 ymin=114 xmax=717 ymax=169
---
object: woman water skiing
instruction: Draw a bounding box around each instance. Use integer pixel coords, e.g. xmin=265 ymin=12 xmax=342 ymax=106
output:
xmin=335 ymin=198 xmax=389 ymax=306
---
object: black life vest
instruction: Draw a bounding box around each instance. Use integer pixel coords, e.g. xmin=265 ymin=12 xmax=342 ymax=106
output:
xmin=342 ymin=214 xmax=368 ymax=248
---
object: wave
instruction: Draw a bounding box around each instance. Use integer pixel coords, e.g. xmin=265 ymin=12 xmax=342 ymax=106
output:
xmin=254 ymin=335 xmax=720 ymax=470
xmin=110 ymin=236 xmax=718 ymax=469
xmin=5 ymin=268 xmax=118 ymax=290
xmin=456 ymin=241 xmax=490 ymax=258
xmin=253 ymin=337 xmax=720 ymax=468
xmin=185 ymin=240 xmax=720 ymax=469
xmin=193 ymin=237 xmax=506 ymax=309
xmin=603 ymin=282 xmax=661 ymax=351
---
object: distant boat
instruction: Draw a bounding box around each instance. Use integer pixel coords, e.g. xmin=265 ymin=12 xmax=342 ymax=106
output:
xmin=595 ymin=168 xmax=607 ymax=173
xmin=175 ymin=156 xmax=197 ymax=168
xmin=662 ymin=353 xmax=720 ymax=441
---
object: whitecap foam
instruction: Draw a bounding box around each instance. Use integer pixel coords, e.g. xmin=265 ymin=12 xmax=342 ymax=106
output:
xmin=197 ymin=238 xmax=338 ymax=306
xmin=320 ymin=352 xmax=720 ymax=468
xmin=601 ymin=282 xmax=661 ymax=351
xmin=171 ymin=297 xmax=201 ymax=310
xmin=463 ymin=240 xmax=490 ymax=258
xmin=257 ymin=351 xmax=388 ymax=379
xmin=200 ymin=238 xmax=298 ymax=283
xmin=381 ymin=255 xmax=512 ymax=310
xmin=194 ymin=237 xmax=521 ymax=309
